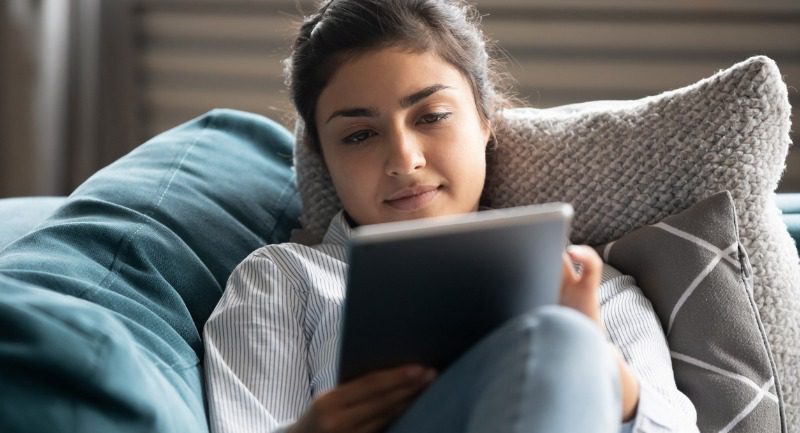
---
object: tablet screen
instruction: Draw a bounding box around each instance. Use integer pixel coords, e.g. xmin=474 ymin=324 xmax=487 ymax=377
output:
xmin=337 ymin=203 xmax=572 ymax=383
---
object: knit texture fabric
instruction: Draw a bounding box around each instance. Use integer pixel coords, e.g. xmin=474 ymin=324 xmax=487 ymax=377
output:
xmin=293 ymin=55 xmax=799 ymax=431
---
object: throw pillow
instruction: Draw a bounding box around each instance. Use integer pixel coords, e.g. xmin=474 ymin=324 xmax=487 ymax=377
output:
xmin=293 ymin=55 xmax=800 ymax=430
xmin=0 ymin=109 xmax=301 ymax=433
xmin=0 ymin=196 xmax=66 ymax=250
xmin=598 ymin=191 xmax=785 ymax=432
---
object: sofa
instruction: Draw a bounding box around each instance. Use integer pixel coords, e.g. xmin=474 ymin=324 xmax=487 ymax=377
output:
xmin=0 ymin=110 xmax=300 ymax=432
xmin=1 ymin=57 xmax=798 ymax=431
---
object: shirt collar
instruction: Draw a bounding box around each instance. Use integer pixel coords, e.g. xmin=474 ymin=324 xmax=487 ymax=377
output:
xmin=321 ymin=210 xmax=353 ymax=245
xmin=321 ymin=207 xmax=494 ymax=246
xmin=322 ymin=206 xmax=492 ymax=245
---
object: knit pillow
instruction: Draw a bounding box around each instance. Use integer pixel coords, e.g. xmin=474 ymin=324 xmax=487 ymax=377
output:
xmin=598 ymin=191 xmax=785 ymax=432
xmin=293 ymin=55 xmax=799 ymax=430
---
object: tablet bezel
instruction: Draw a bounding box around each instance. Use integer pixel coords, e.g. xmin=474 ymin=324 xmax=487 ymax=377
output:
xmin=337 ymin=203 xmax=573 ymax=383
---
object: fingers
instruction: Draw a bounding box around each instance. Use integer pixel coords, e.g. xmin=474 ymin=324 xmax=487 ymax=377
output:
xmin=345 ymin=373 xmax=433 ymax=432
xmin=565 ymin=245 xmax=602 ymax=289
xmin=561 ymin=252 xmax=577 ymax=284
xmin=336 ymin=365 xmax=434 ymax=406
xmin=305 ymin=365 xmax=436 ymax=433
xmin=352 ymin=398 xmax=417 ymax=433
xmin=560 ymin=245 xmax=604 ymax=328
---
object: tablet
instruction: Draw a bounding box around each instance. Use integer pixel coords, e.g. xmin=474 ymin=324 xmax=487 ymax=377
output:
xmin=337 ymin=203 xmax=573 ymax=383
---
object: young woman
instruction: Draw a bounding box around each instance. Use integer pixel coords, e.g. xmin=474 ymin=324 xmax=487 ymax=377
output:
xmin=203 ymin=1 xmax=699 ymax=432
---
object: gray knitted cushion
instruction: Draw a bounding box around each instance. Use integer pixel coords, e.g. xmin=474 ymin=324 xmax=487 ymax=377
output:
xmin=293 ymin=55 xmax=799 ymax=430
xmin=598 ymin=191 xmax=785 ymax=433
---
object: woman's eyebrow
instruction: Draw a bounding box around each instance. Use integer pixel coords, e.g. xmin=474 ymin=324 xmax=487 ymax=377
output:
xmin=399 ymin=84 xmax=451 ymax=108
xmin=325 ymin=84 xmax=452 ymax=124
xmin=326 ymin=107 xmax=378 ymax=124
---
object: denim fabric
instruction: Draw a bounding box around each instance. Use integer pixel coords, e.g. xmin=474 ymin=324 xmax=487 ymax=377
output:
xmin=388 ymin=306 xmax=621 ymax=433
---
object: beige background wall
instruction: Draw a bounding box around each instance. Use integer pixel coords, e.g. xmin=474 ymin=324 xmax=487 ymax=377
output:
xmin=1 ymin=0 xmax=799 ymax=197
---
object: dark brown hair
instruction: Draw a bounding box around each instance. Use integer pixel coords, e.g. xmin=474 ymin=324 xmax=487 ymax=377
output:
xmin=284 ymin=0 xmax=514 ymax=152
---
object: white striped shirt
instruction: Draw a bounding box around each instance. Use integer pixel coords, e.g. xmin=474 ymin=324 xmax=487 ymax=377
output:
xmin=204 ymin=211 xmax=699 ymax=433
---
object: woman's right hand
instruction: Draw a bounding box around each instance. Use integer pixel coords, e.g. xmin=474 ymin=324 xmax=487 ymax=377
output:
xmin=287 ymin=364 xmax=437 ymax=433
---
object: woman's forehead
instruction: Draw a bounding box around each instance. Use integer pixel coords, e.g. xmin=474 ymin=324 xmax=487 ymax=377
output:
xmin=318 ymin=48 xmax=473 ymax=109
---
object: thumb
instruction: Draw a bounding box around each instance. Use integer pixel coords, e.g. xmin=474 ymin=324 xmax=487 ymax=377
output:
xmin=565 ymin=245 xmax=602 ymax=290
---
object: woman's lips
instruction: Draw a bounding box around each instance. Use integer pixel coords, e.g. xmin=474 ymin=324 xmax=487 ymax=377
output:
xmin=384 ymin=186 xmax=440 ymax=211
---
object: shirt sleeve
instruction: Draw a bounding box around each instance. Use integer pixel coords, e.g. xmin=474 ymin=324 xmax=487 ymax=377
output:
xmin=600 ymin=265 xmax=700 ymax=433
xmin=204 ymin=249 xmax=311 ymax=433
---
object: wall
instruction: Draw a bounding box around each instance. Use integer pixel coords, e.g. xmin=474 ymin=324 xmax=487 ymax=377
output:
xmin=2 ymin=0 xmax=799 ymax=196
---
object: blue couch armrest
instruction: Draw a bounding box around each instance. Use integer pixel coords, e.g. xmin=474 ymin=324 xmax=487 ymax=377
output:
xmin=0 ymin=197 xmax=67 ymax=251
xmin=0 ymin=109 xmax=301 ymax=433
xmin=776 ymin=193 xmax=800 ymax=248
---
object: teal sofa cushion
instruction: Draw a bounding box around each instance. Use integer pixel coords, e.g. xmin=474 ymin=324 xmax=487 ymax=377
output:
xmin=0 ymin=197 xmax=66 ymax=250
xmin=776 ymin=193 xmax=800 ymax=245
xmin=0 ymin=109 xmax=301 ymax=432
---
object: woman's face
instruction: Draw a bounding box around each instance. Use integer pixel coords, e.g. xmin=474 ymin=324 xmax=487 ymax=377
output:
xmin=315 ymin=47 xmax=491 ymax=226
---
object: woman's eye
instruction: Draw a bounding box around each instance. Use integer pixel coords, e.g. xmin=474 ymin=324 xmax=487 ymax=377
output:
xmin=342 ymin=130 xmax=376 ymax=144
xmin=418 ymin=112 xmax=452 ymax=125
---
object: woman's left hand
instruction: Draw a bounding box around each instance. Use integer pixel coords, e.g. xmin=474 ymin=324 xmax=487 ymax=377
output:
xmin=560 ymin=245 xmax=641 ymax=422
xmin=559 ymin=245 xmax=604 ymax=330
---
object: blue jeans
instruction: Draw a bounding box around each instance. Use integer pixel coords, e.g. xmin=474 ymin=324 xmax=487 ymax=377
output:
xmin=387 ymin=306 xmax=622 ymax=433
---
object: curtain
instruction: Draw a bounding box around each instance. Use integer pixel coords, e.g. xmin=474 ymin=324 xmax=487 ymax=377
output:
xmin=0 ymin=0 xmax=70 ymax=196
xmin=0 ymin=0 xmax=136 ymax=198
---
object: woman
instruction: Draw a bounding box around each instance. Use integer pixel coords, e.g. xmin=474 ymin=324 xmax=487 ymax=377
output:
xmin=203 ymin=1 xmax=698 ymax=432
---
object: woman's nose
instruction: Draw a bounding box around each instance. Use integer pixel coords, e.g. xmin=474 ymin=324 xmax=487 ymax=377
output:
xmin=384 ymin=131 xmax=426 ymax=176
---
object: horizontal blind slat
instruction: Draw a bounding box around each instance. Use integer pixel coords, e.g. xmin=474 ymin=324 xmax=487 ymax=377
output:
xmin=483 ymin=21 xmax=800 ymax=53
xmin=132 ymin=1 xmax=800 ymax=188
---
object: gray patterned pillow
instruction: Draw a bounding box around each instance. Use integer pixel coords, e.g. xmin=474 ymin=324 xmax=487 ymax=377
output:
xmin=598 ymin=191 xmax=785 ymax=432
xmin=293 ymin=55 xmax=799 ymax=430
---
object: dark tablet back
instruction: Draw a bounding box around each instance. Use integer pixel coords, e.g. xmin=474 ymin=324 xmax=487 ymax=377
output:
xmin=337 ymin=203 xmax=572 ymax=383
